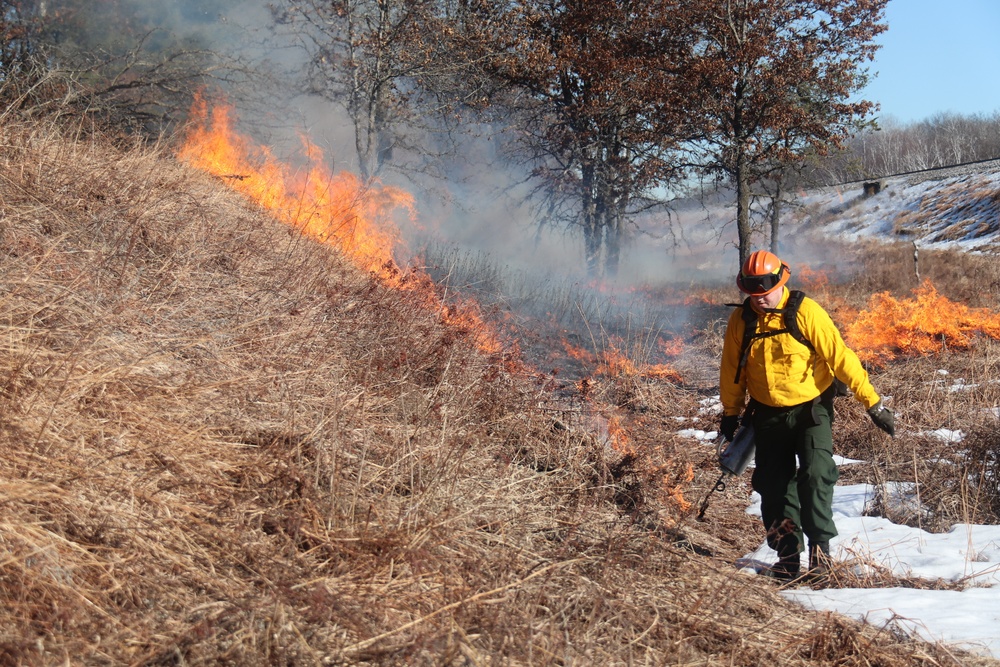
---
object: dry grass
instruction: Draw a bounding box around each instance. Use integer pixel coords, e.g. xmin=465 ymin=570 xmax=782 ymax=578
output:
xmin=0 ymin=118 xmax=996 ymax=666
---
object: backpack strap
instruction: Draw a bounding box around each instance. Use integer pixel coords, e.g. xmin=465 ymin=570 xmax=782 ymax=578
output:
xmin=782 ymin=290 xmax=812 ymax=350
xmin=732 ymin=297 xmax=757 ymax=384
xmin=731 ymin=289 xmax=850 ymax=397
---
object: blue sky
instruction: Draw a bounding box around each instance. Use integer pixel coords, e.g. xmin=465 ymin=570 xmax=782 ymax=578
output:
xmin=860 ymin=0 xmax=1000 ymax=124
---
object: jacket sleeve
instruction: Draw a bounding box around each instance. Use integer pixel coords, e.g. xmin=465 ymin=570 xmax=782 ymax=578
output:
xmin=798 ymin=298 xmax=881 ymax=410
xmin=719 ymin=308 xmax=748 ymax=416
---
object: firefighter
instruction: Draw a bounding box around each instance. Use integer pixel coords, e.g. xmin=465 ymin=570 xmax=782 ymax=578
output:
xmin=718 ymin=250 xmax=895 ymax=581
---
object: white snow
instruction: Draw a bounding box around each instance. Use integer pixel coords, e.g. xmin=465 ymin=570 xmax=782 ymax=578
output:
xmin=777 ymin=484 xmax=1000 ymax=658
xmin=676 ymin=428 xmax=717 ymax=441
xmin=690 ymin=387 xmax=1000 ymax=659
xmin=791 ymin=165 xmax=1000 ymax=254
xmin=788 ymin=586 xmax=1000 ymax=657
xmin=726 ymin=464 xmax=1000 ymax=659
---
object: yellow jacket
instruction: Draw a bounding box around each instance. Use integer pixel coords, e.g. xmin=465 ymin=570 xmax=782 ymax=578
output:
xmin=719 ymin=287 xmax=880 ymax=416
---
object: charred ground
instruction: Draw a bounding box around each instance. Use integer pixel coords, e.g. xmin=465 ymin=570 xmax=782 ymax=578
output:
xmin=0 ymin=119 xmax=999 ymax=665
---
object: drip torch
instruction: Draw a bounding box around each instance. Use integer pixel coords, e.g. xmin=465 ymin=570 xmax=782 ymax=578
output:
xmin=696 ymin=419 xmax=756 ymax=520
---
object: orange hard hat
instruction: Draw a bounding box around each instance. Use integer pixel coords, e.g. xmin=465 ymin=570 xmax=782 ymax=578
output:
xmin=736 ymin=250 xmax=790 ymax=295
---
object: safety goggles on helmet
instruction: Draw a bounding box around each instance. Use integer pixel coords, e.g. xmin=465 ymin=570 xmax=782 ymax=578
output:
xmin=738 ymin=271 xmax=783 ymax=295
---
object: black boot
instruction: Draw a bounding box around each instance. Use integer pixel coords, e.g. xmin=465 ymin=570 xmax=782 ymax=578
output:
xmin=807 ymin=541 xmax=831 ymax=582
xmin=764 ymin=519 xmax=801 ymax=581
xmin=767 ymin=552 xmax=801 ymax=581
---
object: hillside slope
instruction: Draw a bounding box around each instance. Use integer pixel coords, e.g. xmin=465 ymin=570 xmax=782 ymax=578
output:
xmin=0 ymin=121 xmax=993 ymax=666
xmin=792 ymin=159 xmax=1000 ymax=253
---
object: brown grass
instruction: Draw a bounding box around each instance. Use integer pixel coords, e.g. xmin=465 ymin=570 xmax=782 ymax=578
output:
xmin=0 ymin=118 xmax=997 ymax=665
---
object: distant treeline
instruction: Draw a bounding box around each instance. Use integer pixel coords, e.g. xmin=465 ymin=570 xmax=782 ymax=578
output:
xmin=805 ymin=111 xmax=1000 ymax=185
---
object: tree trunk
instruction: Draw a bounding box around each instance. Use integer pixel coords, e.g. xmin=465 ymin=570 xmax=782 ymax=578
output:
xmin=735 ymin=149 xmax=752 ymax=267
xmin=604 ymin=210 xmax=621 ymax=279
xmin=769 ymin=179 xmax=782 ymax=254
xmin=584 ymin=220 xmax=601 ymax=278
xmin=581 ymin=163 xmax=602 ymax=278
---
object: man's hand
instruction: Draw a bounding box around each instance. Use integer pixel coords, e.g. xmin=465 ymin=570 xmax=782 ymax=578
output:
xmin=720 ymin=415 xmax=739 ymax=441
xmin=868 ymin=401 xmax=895 ymax=437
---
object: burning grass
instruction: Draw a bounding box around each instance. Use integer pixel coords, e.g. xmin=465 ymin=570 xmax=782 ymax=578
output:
xmin=0 ymin=114 xmax=997 ymax=666
xmin=844 ymin=280 xmax=1000 ymax=366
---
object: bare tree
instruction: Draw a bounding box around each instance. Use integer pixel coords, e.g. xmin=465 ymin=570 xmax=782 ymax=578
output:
xmin=269 ymin=0 xmax=459 ymax=182
xmin=812 ymin=110 xmax=1000 ymax=184
xmin=2 ymin=0 xmax=243 ymax=135
xmin=449 ymin=0 xmax=692 ymax=278
xmin=0 ymin=1 xmax=42 ymax=78
xmin=681 ymin=0 xmax=887 ymax=265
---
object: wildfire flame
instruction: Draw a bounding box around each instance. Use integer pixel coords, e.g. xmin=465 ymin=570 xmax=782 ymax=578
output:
xmin=845 ymin=280 xmax=1000 ymax=366
xmin=178 ymin=93 xmax=413 ymax=279
xmin=664 ymin=462 xmax=693 ymax=513
xmin=606 ymin=413 xmax=633 ymax=455
xmin=599 ymin=412 xmax=694 ymax=515
xmin=179 ymin=95 xmax=703 ymax=517
xmin=561 ymin=336 xmax=683 ymax=382
xmin=795 ymin=264 xmax=830 ymax=292
xmin=657 ymin=335 xmax=684 ymax=358
xmin=178 ymin=93 xmax=508 ymax=356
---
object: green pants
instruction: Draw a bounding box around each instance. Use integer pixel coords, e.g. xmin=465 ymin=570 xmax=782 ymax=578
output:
xmin=750 ymin=394 xmax=839 ymax=556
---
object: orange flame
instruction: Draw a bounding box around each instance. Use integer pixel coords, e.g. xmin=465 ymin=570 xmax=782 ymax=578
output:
xmin=598 ymin=338 xmax=683 ymax=382
xmin=663 ymin=462 xmax=693 ymax=512
xmin=845 ymin=280 xmax=1000 ymax=366
xmin=561 ymin=337 xmax=682 ymax=381
xmin=440 ymin=298 xmax=505 ymax=356
xmin=681 ymin=293 xmax=714 ymax=306
xmin=606 ymin=413 xmax=634 ymax=456
xmin=795 ymin=264 xmax=830 ymax=292
xmin=599 ymin=342 xmax=640 ymax=377
xmin=562 ymin=339 xmax=597 ymax=364
xmin=178 ymin=94 xmax=510 ymax=356
xmin=177 ymin=92 xmax=413 ymax=281
xmin=657 ymin=336 xmax=684 ymax=358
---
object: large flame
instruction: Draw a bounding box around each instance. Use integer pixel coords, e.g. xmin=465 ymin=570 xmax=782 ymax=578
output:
xmin=177 ymin=93 xmax=412 ymax=280
xmin=177 ymin=95 xmax=701 ymax=516
xmin=178 ymin=94 xmax=510 ymax=356
xmin=845 ymin=280 xmax=1000 ymax=366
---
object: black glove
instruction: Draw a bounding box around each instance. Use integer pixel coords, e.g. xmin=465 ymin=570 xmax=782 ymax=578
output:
xmin=868 ymin=401 xmax=895 ymax=437
xmin=720 ymin=415 xmax=739 ymax=441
